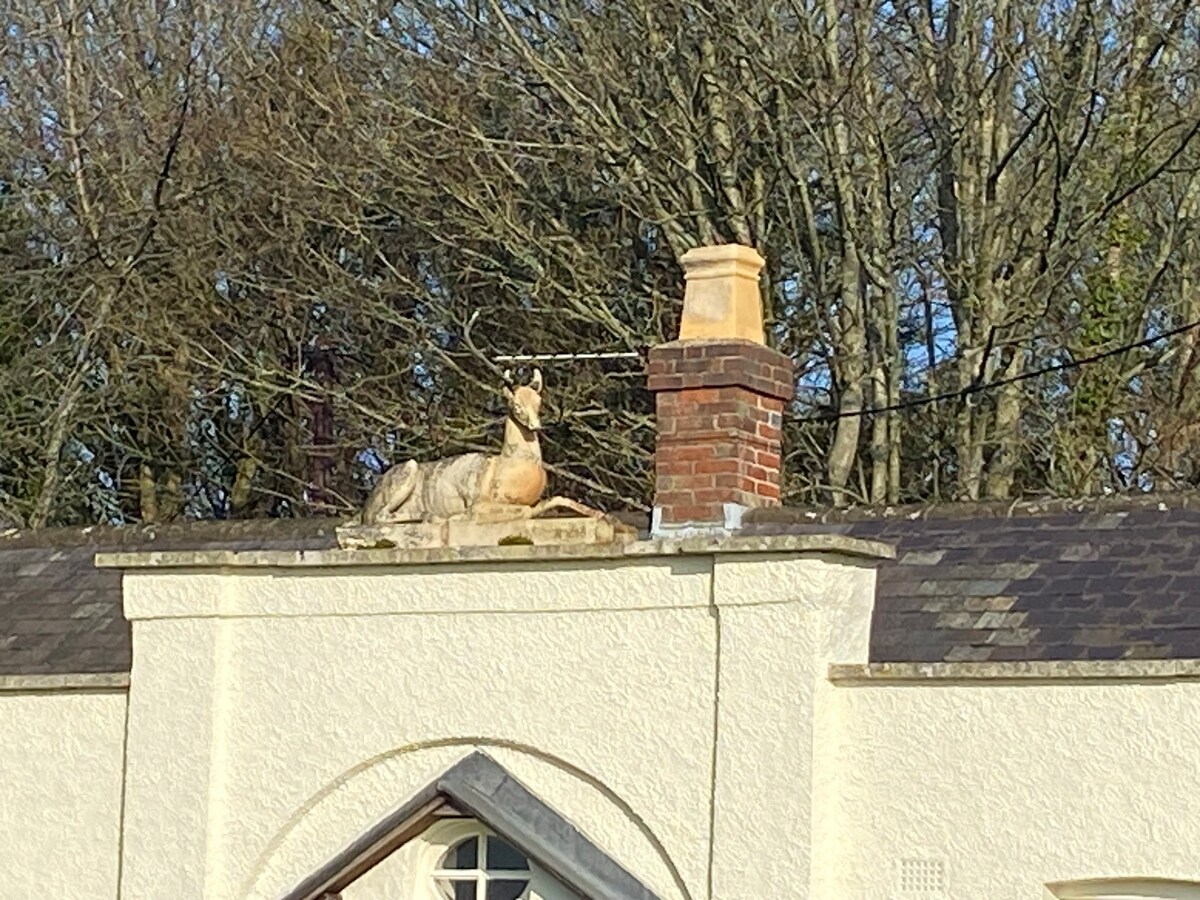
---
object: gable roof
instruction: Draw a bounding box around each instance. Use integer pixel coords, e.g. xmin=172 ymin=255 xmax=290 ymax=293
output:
xmin=281 ymin=751 xmax=661 ymax=900
xmin=742 ymin=493 xmax=1200 ymax=663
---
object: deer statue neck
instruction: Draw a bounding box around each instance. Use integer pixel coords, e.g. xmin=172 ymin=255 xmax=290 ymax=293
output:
xmin=500 ymin=417 xmax=541 ymax=461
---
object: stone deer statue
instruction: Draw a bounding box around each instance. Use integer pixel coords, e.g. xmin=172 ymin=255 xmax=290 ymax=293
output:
xmin=359 ymin=369 xmax=596 ymax=525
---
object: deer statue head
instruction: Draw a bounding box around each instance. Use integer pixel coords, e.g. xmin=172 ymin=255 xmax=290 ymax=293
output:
xmin=502 ymin=368 xmax=543 ymax=433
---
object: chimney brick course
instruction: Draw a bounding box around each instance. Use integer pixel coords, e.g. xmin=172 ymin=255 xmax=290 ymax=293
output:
xmin=649 ymin=338 xmax=793 ymax=532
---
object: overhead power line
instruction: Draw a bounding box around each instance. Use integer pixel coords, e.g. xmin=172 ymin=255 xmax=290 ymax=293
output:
xmin=796 ymin=317 xmax=1200 ymax=424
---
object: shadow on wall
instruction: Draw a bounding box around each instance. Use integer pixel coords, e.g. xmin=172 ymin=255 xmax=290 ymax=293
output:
xmin=1047 ymin=879 xmax=1200 ymax=899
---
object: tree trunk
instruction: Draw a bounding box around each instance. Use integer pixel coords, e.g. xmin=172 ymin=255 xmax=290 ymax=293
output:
xmin=827 ymin=254 xmax=866 ymax=506
xmin=984 ymin=356 xmax=1025 ymax=498
xmin=869 ymin=353 xmax=888 ymax=504
xmin=139 ymin=464 xmax=159 ymax=523
xmin=954 ymin=344 xmax=987 ymax=501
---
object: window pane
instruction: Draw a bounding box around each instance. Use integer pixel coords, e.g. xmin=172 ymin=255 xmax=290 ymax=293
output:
xmin=436 ymin=878 xmax=478 ymax=900
xmin=485 ymin=837 xmax=528 ymax=871
xmin=486 ymin=879 xmax=528 ymax=900
xmin=440 ymin=837 xmax=478 ymax=870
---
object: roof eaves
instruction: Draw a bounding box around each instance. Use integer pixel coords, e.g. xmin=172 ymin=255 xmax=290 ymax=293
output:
xmin=742 ymin=490 xmax=1200 ymax=526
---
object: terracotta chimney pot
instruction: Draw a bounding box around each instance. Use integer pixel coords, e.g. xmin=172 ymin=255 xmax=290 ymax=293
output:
xmin=677 ymin=244 xmax=767 ymax=344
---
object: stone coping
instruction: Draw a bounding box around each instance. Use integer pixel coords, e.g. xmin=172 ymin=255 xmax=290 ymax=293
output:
xmin=0 ymin=672 xmax=130 ymax=693
xmin=95 ymin=532 xmax=894 ymax=570
xmin=829 ymin=659 xmax=1200 ymax=684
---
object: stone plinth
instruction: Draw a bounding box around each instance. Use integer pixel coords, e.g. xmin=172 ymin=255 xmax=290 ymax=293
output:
xmin=335 ymin=514 xmax=636 ymax=551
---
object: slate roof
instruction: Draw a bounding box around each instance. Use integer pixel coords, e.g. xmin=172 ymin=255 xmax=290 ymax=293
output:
xmin=3 ymin=494 xmax=1200 ymax=675
xmin=0 ymin=519 xmax=339 ymax=676
xmin=742 ymin=493 xmax=1200 ymax=663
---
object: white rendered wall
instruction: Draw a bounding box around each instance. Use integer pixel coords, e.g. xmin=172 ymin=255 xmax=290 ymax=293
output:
xmin=0 ymin=689 xmax=127 ymax=900
xmin=828 ymin=679 xmax=1200 ymax=899
xmin=114 ymin=547 xmax=878 ymax=900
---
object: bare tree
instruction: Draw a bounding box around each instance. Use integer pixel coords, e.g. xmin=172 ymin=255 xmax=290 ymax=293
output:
xmin=2 ymin=0 xmax=1199 ymax=527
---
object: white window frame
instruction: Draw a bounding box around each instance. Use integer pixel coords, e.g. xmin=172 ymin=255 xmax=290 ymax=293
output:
xmin=405 ymin=818 xmax=533 ymax=900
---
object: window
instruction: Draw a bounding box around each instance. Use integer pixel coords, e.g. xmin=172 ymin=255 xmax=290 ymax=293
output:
xmin=430 ymin=826 xmax=531 ymax=900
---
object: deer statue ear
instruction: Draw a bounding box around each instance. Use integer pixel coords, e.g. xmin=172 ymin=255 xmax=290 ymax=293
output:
xmin=502 ymin=368 xmax=515 ymax=386
xmin=530 ymin=368 xmax=543 ymax=392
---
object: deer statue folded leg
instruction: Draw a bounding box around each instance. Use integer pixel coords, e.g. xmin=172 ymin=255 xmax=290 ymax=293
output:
xmin=359 ymin=369 xmax=602 ymax=526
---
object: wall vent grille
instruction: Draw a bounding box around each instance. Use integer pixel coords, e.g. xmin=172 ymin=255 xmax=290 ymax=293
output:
xmin=896 ymin=857 xmax=947 ymax=897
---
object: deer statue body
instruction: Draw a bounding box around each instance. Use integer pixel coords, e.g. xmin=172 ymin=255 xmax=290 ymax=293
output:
xmin=360 ymin=370 xmax=552 ymax=525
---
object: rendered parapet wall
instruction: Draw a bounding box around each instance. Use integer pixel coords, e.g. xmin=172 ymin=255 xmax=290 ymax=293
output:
xmin=100 ymin=535 xmax=886 ymax=900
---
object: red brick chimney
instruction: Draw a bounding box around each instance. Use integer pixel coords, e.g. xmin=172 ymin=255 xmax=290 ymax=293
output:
xmin=647 ymin=245 xmax=794 ymax=535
